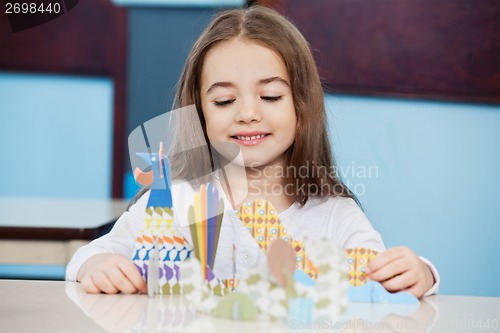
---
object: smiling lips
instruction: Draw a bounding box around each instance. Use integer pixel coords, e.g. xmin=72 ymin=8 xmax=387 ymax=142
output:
xmin=231 ymin=132 xmax=270 ymax=146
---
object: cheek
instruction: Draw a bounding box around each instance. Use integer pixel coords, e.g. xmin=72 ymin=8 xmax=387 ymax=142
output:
xmin=203 ymin=111 xmax=224 ymax=141
xmin=204 ymin=119 xmax=216 ymax=140
xmin=201 ymin=101 xmax=215 ymax=137
xmin=287 ymin=111 xmax=298 ymax=145
xmin=284 ymin=106 xmax=298 ymax=137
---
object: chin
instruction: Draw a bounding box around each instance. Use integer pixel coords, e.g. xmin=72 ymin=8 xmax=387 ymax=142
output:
xmin=243 ymin=156 xmax=282 ymax=169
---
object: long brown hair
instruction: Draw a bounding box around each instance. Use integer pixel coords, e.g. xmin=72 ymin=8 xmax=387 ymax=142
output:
xmin=163 ymin=5 xmax=357 ymax=206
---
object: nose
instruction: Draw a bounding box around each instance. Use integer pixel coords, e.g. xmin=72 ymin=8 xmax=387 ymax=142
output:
xmin=234 ymin=97 xmax=262 ymax=123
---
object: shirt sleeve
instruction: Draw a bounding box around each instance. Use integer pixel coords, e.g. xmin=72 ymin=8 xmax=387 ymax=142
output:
xmin=420 ymin=256 xmax=440 ymax=296
xmin=333 ymin=197 xmax=386 ymax=253
xmin=65 ymin=191 xmax=150 ymax=281
xmin=332 ymin=198 xmax=439 ymax=296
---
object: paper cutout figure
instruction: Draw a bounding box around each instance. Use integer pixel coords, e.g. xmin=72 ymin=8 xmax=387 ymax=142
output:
xmin=147 ymin=235 xmax=160 ymax=296
xmin=135 ymin=182 xmax=417 ymax=320
xmin=188 ymin=183 xmax=224 ymax=279
xmin=301 ymin=238 xmax=349 ymax=321
xmin=179 ymin=235 xmax=349 ymax=322
xmin=212 ymin=292 xmax=258 ymax=321
xmin=131 ymin=143 xmax=193 ymax=295
xmin=135 ymin=151 xmax=172 ymax=208
xmin=267 ymin=238 xmax=296 ymax=287
xmin=187 ymin=183 xmax=234 ymax=296
xmin=338 ymin=297 xmax=430 ymax=329
xmin=178 ymin=256 xmax=220 ymax=313
xmin=232 ymin=259 xmax=289 ymax=320
xmin=344 ymin=248 xmax=420 ymax=304
xmin=348 ymin=281 xmax=419 ymax=304
xmin=293 ymin=269 xmax=316 ymax=287
xmin=237 ymin=200 xmax=318 ymax=279
xmin=288 ymin=297 xmax=314 ymax=327
xmin=345 ymin=247 xmax=378 ymax=286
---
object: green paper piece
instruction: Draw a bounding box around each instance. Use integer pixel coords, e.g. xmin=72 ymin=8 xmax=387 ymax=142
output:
xmin=162 ymin=282 xmax=170 ymax=294
xmin=172 ymin=283 xmax=181 ymax=295
xmin=285 ymin=269 xmax=297 ymax=299
xmin=188 ymin=207 xmax=200 ymax=261
xmin=246 ymin=273 xmax=260 ymax=285
xmin=318 ymin=264 xmax=330 ymax=275
xmin=155 ymin=206 xmax=163 ymax=215
xmin=316 ymin=298 xmax=330 ymax=309
xmin=145 ymin=207 xmax=153 ymax=216
xmin=210 ymin=199 xmax=224 ymax=269
xmin=183 ymin=284 xmax=194 ymax=295
xmin=212 ymin=283 xmax=223 ymax=296
xmin=212 ymin=292 xmax=258 ymax=321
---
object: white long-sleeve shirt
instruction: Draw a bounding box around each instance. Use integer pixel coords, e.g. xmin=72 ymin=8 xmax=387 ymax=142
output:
xmin=66 ymin=181 xmax=439 ymax=296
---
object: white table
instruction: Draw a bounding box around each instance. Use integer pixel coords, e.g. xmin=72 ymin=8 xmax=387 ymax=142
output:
xmin=1 ymin=280 xmax=499 ymax=332
xmin=0 ymin=197 xmax=128 ymax=279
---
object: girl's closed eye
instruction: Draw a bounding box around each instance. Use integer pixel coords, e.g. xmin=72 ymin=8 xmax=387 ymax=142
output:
xmin=261 ymin=95 xmax=282 ymax=102
xmin=214 ymin=99 xmax=236 ymax=107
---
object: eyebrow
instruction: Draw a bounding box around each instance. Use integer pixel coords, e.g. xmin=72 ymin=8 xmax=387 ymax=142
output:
xmin=205 ymin=76 xmax=290 ymax=94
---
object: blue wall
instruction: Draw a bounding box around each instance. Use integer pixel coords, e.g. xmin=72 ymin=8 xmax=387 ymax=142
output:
xmin=0 ymin=72 xmax=114 ymax=198
xmin=327 ymin=94 xmax=500 ymax=296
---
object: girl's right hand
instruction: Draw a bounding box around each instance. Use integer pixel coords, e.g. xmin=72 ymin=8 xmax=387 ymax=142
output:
xmin=77 ymin=253 xmax=147 ymax=294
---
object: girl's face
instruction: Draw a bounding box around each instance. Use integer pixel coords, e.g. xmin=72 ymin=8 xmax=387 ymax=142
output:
xmin=200 ymin=38 xmax=296 ymax=168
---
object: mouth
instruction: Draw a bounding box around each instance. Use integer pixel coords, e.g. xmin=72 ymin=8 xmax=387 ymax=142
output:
xmin=230 ymin=133 xmax=271 ymax=146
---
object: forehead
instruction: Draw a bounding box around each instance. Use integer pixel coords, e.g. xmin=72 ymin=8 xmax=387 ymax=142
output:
xmin=201 ymin=38 xmax=289 ymax=84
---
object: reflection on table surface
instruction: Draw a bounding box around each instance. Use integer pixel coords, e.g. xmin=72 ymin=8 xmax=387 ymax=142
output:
xmin=66 ymin=281 xmax=435 ymax=333
xmin=1 ymin=280 xmax=500 ymax=333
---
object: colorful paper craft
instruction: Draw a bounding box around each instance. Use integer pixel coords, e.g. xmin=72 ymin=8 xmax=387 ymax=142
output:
xmin=237 ymin=200 xmax=318 ymax=279
xmin=345 ymin=247 xmax=378 ymax=287
xmin=188 ymin=183 xmax=224 ymax=279
xmin=187 ymin=183 xmax=232 ymax=296
xmin=212 ymin=292 xmax=258 ymax=321
xmin=179 ymin=235 xmax=349 ymax=322
xmin=131 ymin=164 xmax=412 ymax=318
xmin=132 ymin=198 xmax=193 ymax=295
xmin=344 ymin=248 xmax=419 ymax=304
xmin=267 ymin=238 xmax=296 ymax=288
xmin=147 ymin=234 xmax=160 ymax=296
xmin=348 ymin=280 xmax=419 ymax=304
xmin=131 ymin=143 xmax=193 ymax=295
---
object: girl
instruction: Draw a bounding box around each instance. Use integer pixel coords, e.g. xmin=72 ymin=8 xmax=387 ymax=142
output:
xmin=67 ymin=5 xmax=439 ymax=298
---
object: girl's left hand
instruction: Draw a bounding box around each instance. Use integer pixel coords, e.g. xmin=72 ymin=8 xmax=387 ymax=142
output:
xmin=365 ymin=246 xmax=435 ymax=298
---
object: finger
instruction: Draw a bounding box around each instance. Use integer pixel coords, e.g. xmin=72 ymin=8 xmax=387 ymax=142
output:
xmin=381 ymin=271 xmax=417 ymax=292
xmin=403 ymin=283 xmax=426 ymax=299
xmin=106 ymin=265 xmax=139 ymax=294
xmin=366 ymin=247 xmax=405 ymax=274
xmin=117 ymin=259 xmax=147 ymax=293
xmin=92 ymin=270 xmax=120 ymax=294
xmin=80 ymin=275 xmax=101 ymax=294
xmin=369 ymin=258 xmax=409 ymax=282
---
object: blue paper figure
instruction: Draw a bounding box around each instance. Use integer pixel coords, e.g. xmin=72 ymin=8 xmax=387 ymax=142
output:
xmin=136 ymin=151 xmax=172 ymax=209
xmin=348 ymin=280 xmax=419 ymax=304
